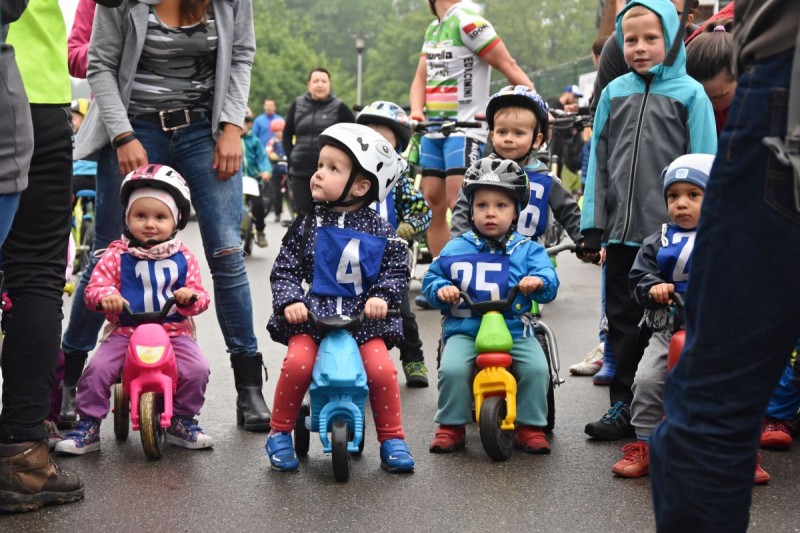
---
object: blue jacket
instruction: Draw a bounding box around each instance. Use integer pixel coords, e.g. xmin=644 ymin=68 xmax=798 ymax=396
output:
xmin=267 ymin=205 xmax=409 ymax=347
xmin=581 ymin=0 xmax=717 ymax=247
xmin=422 ymin=230 xmax=558 ymax=342
xmin=251 ymin=112 xmax=283 ymax=147
xmin=241 ymin=131 xmax=271 ymax=177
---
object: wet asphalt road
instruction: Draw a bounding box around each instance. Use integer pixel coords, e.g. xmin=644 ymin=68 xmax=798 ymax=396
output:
xmin=3 ymin=217 xmax=799 ymax=532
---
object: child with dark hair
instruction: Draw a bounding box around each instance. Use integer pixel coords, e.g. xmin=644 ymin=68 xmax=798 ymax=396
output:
xmin=686 ymin=20 xmax=736 ymax=135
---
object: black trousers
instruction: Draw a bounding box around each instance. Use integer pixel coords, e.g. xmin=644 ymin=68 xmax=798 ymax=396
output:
xmin=0 ymin=105 xmax=72 ymax=442
xmin=397 ymin=293 xmax=424 ymax=363
xmin=604 ymin=244 xmax=651 ymax=406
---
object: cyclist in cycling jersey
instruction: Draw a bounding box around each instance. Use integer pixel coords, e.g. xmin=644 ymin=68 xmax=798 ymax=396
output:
xmin=409 ymin=0 xmax=535 ymax=262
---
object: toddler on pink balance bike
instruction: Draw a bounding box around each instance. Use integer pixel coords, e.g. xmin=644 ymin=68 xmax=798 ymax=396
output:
xmin=56 ymin=165 xmax=214 ymax=457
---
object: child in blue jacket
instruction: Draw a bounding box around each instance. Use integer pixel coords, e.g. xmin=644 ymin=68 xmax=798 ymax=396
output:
xmin=423 ymin=157 xmax=559 ymax=455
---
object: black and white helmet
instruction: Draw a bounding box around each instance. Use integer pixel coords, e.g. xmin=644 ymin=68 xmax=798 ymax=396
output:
xmin=319 ymin=123 xmax=407 ymax=204
xmin=463 ymin=157 xmax=530 ymax=212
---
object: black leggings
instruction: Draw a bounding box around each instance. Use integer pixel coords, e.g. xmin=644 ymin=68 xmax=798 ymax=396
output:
xmin=0 ymin=105 xmax=72 ymax=442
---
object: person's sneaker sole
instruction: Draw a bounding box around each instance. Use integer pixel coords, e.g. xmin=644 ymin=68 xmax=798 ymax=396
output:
xmin=0 ymin=488 xmax=84 ymax=513
xmin=165 ymin=433 xmax=214 ymax=450
xmin=569 ymin=362 xmax=602 ymax=376
xmin=405 ymin=375 xmax=429 ymax=388
xmin=760 ymin=433 xmax=792 ymax=450
xmin=429 ymin=440 xmax=465 ymax=453
xmin=584 ymin=422 xmax=636 ymax=441
xmin=53 ymin=441 xmax=100 ymax=456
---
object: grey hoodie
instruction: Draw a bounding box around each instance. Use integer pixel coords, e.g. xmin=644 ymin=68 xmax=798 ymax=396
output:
xmin=74 ymin=0 xmax=255 ymax=160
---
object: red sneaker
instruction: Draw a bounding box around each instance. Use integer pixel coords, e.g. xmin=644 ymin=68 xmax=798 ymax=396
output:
xmin=612 ymin=441 xmax=649 ymax=478
xmin=760 ymin=418 xmax=792 ymax=450
xmin=429 ymin=425 xmax=466 ymax=453
xmin=514 ymin=425 xmax=551 ymax=454
xmin=754 ymin=452 xmax=771 ymax=485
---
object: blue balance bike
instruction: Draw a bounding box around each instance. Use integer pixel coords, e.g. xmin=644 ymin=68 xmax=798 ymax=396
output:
xmin=292 ymin=309 xmax=398 ymax=482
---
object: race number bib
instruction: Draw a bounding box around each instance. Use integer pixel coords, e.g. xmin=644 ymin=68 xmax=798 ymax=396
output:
xmin=311 ymin=226 xmax=388 ymax=298
xmin=120 ymin=254 xmax=187 ymax=324
xmin=438 ymin=253 xmax=510 ymax=318
xmin=371 ymin=192 xmax=398 ymax=229
xmin=657 ymin=227 xmax=696 ymax=293
xmin=516 ymin=173 xmax=552 ymax=238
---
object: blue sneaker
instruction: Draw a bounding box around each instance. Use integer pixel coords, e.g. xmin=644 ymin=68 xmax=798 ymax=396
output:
xmin=166 ymin=416 xmax=215 ymax=449
xmin=266 ymin=431 xmax=299 ymax=471
xmin=380 ymin=439 xmax=415 ymax=473
xmin=54 ymin=418 xmax=101 ymax=455
xmin=414 ymin=294 xmax=433 ymax=310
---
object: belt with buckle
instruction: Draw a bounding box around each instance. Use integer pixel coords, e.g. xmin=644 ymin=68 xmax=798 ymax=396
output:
xmin=133 ymin=108 xmax=208 ymax=131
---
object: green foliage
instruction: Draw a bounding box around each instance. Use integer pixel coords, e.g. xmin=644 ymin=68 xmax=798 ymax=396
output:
xmin=251 ymin=0 xmax=599 ymax=114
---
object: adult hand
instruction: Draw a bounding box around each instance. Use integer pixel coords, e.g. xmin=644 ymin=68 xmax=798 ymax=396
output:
xmin=117 ymin=136 xmax=148 ymax=176
xmin=214 ymin=123 xmax=243 ymax=180
xmin=364 ymin=297 xmax=388 ymax=320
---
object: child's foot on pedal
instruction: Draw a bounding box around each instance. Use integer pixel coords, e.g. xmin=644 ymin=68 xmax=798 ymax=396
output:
xmin=165 ymin=416 xmax=214 ymax=449
xmin=379 ymin=439 xmax=414 ymax=473
xmin=402 ymin=361 xmax=429 ymax=388
xmin=429 ymin=424 xmax=466 ymax=453
xmin=54 ymin=418 xmax=101 ymax=455
xmin=266 ymin=431 xmax=299 ymax=471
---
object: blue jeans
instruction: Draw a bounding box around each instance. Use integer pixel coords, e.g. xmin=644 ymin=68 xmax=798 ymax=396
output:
xmin=0 ymin=193 xmax=20 ymax=248
xmin=62 ymin=118 xmax=257 ymax=357
xmin=649 ymin=50 xmax=800 ymax=532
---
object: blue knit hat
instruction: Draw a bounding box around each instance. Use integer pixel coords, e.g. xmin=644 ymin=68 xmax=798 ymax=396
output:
xmin=662 ymin=153 xmax=715 ymax=201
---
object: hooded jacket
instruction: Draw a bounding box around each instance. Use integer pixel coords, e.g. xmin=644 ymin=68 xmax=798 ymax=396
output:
xmin=581 ymin=0 xmax=717 ymax=248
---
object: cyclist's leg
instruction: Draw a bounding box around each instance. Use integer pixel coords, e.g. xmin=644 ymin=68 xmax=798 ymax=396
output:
xmin=440 ymin=135 xmax=483 ymax=251
xmin=420 ymin=136 xmax=448 ymax=258
xmin=269 ymin=172 xmax=283 ymax=220
xmin=289 ymin=172 xmax=312 ymax=216
xmin=513 ymin=336 xmax=549 ymax=428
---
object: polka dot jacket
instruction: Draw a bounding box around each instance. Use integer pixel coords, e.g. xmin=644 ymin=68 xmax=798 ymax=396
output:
xmin=267 ymin=204 xmax=409 ymax=347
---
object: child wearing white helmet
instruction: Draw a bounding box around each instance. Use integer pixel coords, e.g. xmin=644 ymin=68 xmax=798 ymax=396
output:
xmin=612 ymin=153 xmax=715 ymax=479
xmin=56 ymin=164 xmax=214 ymax=456
xmin=423 ymin=157 xmax=560 ymax=456
xmin=266 ymin=123 xmax=415 ymax=473
xmin=356 ymin=100 xmax=433 ymax=388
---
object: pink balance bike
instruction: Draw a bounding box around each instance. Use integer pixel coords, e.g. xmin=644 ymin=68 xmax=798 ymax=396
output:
xmin=100 ymin=296 xmax=192 ymax=460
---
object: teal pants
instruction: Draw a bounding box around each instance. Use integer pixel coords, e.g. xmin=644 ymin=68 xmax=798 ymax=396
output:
xmin=435 ymin=334 xmax=549 ymax=426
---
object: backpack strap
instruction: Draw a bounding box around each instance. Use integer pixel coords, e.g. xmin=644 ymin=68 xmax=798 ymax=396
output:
xmin=762 ymin=29 xmax=800 ymax=212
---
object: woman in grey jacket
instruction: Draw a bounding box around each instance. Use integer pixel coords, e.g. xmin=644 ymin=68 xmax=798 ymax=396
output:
xmin=61 ymin=0 xmax=271 ymax=433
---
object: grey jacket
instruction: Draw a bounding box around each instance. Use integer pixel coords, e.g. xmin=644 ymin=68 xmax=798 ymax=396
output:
xmin=0 ymin=0 xmax=32 ymax=194
xmin=75 ymin=0 xmax=255 ymax=160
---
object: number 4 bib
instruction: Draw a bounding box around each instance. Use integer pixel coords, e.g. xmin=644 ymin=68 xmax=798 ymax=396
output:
xmin=311 ymin=226 xmax=388 ymax=298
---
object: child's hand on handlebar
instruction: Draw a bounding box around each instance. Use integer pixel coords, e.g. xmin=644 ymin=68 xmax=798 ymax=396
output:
xmin=173 ymin=288 xmax=197 ymax=306
xmin=649 ymin=283 xmax=675 ymax=305
xmin=437 ymin=285 xmax=461 ymax=305
xmin=284 ymin=302 xmax=308 ymax=324
xmin=519 ymin=276 xmax=544 ymax=295
xmin=101 ymin=294 xmax=129 ymax=314
xmin=364 ymin=297 xmax=388 ymax=320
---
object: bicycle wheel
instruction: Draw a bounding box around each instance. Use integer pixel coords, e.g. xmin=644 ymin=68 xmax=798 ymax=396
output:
xmin=331 ymin=420 xmax=351 ymax=482
xmin=139 ymin=392 xmax=166 ymax=460
xmin=76 ymin=219 xmax=94 ymax=274
xmin=113 ymin=383 xmax=129 ymax=441
xmin=537 ymin=332 xmax=556 ymax=433
xmin=479 ymin=396 xmax=514 ymax=461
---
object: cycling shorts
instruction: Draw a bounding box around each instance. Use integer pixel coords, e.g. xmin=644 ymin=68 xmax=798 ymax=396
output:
xmin=420 ymin=134 xmax=484 ymax=178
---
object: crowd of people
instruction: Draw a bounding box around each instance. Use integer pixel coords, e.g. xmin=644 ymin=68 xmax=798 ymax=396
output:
xmin=0 ymin=0 xmax=797 ymax=531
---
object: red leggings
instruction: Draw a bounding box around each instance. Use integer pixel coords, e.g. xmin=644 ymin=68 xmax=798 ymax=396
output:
xmin=271 ymin=334 xmax=406 ymax=442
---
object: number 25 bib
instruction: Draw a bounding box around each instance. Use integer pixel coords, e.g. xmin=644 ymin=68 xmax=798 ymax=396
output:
xmin=438 ymin=253 xmax=510 ymax=317
xmin=311 ymin=226 xmax=388 ymax=298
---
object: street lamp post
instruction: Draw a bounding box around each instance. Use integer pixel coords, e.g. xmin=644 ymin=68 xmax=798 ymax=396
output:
xmin=354 ymin=32 xmax=366 ymax=106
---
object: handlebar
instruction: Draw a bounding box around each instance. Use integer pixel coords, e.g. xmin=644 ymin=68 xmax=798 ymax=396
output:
xmin=458 ymin=285 xmax=520 ymax=315
xmin=278 ymin=308 xmax=400 ymax=336
xmin=95 ymin=295 xmax=197 ymax=325
xmin=545 ymin=243 xmax=576 ymax=257
xmin=410 ymin=116 xmax=486 ymax=137
xmin=550 ymin=109 xmax=593 ymax=130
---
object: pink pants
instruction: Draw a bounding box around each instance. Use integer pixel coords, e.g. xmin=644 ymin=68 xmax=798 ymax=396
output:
xmin=271 ymin=334 xmax=406 ymax=442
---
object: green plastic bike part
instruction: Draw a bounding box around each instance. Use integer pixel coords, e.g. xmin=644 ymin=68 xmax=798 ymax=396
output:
xmin=474 ymin=311 xmax=513 ymax=353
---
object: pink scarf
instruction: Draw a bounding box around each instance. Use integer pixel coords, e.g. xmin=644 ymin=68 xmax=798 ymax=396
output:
xmin=121 ymin=236 xmax=183 ymax=260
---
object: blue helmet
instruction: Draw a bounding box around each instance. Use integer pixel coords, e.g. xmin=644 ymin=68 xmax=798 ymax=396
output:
xmin=355 ymin=100 xmax=412 ymax=152
xmin=486 ymin=85 xmax=549 ymax=137
xmin=662 ymin=153 xmax=715 ymax=201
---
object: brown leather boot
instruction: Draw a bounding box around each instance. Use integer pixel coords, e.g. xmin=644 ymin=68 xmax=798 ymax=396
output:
xmin=0 ymin=440 xmax=84 ymax=512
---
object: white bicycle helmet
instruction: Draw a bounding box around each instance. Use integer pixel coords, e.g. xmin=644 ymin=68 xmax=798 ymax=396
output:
xmin=120 ymin=164 xmax=192 ymax=230
xmin=318 ymin=123 xmax=407 ymax=205
xmin=355 ymin=101 xmax=412 ymax=151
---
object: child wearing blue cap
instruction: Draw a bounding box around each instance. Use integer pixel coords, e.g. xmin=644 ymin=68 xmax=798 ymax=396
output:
xmin=611 ymin=153 xmax=713 ymax=479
